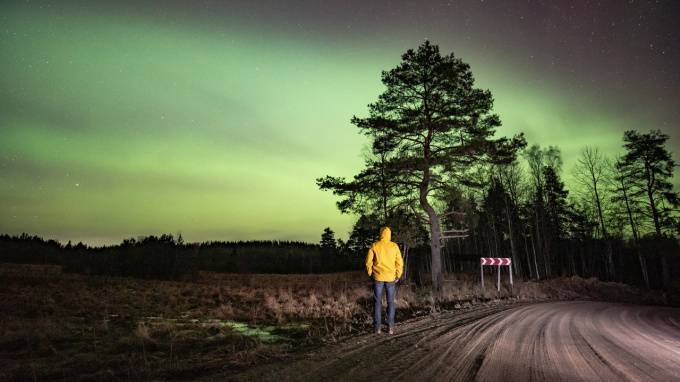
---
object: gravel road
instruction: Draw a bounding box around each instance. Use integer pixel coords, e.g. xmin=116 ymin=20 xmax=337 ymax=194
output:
xmin=229 ymin=301 xmax=680 ymax=382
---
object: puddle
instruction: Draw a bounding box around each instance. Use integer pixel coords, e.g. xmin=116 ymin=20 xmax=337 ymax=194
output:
xmin=139 ymin=316 xmax=310 ymax=343
xmin=213 ymin=320 xmax=282 ymax=342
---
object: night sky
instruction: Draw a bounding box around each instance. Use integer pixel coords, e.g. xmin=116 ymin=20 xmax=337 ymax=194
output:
xmin=1 ymin=0 xmax=679 ymax=245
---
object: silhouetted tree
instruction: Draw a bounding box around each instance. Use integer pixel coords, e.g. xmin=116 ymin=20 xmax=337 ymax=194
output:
xmin=611 ymin=156 xmax=643 ymax=241
xmin=543 ymin=165 xmax=569 ymax=267
xmin=346 ymin=215 xmax=380 ymax=257
xmin=620 ymin=130 xmax=679 ymax=288
xmin=523 ymin=145 xmax=562 ymax=278
xmin=320 ymin=227 xmax=338 ymax=254
xmin=318 ymin=41 xmax=525 ymax=291
xmin=611 ymin=155 xmax=650 ymax=287
xmin=496 ymin=162 xmax=533 ymax=278
xmin=620 ymin=130 xmax=679 ymax=236
xmin=572 ymin=146 xmax=618 ymax=279
xmin=573 ymin=147 xmax=610 ymax=238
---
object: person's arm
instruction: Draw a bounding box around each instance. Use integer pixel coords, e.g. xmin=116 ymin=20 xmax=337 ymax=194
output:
xmin=395 ymin=244 xmax=403 ymax=280
xmin=365 ymin=247 xmax=374 ymax=279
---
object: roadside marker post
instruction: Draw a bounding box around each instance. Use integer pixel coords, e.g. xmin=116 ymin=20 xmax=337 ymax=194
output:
xmin=480 ymin=258 xmax=513 ymax=292
xmin=497 ymin=264 xmax=500 ymax=292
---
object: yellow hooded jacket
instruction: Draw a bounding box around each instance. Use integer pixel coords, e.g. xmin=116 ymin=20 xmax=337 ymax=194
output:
xmin=365 ymin=227 xmax=403 ymax=282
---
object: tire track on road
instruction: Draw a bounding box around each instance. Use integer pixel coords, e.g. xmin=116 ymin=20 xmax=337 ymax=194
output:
xmin=227 ymin=301 xmax=680 ymax=382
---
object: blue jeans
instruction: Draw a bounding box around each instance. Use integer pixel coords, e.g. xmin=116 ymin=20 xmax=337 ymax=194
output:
xmin=373 ymin=280 xmax=396 ymax=329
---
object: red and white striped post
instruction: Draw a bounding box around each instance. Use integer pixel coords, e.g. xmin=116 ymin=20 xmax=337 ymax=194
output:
xmin=480 ymin=257 xmax=513 ymax=292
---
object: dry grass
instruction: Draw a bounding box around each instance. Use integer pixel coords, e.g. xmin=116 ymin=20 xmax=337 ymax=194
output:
xmin=0 ymin=263 xmax=662 ymax=381
xmin=0 ymin=264 xmax=299 ymax=381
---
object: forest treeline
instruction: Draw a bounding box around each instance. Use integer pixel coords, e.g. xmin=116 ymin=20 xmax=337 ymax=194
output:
xmin=320 ymin=130 xmax=680 ymax=291
xmin=0 ymin=233 xmax=354 ymax=279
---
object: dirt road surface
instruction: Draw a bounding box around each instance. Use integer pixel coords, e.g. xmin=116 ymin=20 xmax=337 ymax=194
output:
xmin=227 ymin=301 xmax=680 ymax=382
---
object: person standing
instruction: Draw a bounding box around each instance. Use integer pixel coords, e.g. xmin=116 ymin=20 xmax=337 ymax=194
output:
xmin=365 ymin=226 xmax=403 ymax=334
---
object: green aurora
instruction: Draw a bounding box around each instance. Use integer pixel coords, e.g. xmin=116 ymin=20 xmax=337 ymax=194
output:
xmin=1 ymin=3 xmax=677 ymax=245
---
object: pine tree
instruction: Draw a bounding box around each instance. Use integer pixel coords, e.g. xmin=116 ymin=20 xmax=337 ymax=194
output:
xmin=620 ymin=130 xmax=679 ymax=236
xmin=320 ymin=227 xmax=338 ymax=254
xmin=611 ymin=156 xmax=643 ymax=241
xmin=318 ymin=41 xmax=525 ymax=291
xmin=346 ymin=215 xmax=380 ymax=257
xmin=523 ymin=145 xmax=562 ymax=278
xmin=619 ymin=129 xmax=678 ymax=289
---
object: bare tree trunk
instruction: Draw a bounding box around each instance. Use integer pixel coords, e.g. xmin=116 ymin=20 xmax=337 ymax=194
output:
xmin=604 ymin=241 xmax=615 ymax=281
xmin=473 ymin=226 xmax=479 ymax=259
xmin=380 ymin=151 xmax=388 ymax=224
xmin=595 ymin=183 xmax=615 ymax=280
xmin=428 ymin=217 xmax=443 ymax=291
xmin=442 ymin=245 xmax=450 ymax=273
xmin=489 ymin=215 xmax=499 ymax=258
xmin=420 ymin=181 xmax=443 ymax=292
xmin=618 ymin=175 xmax=639 ymax=242
xmin=530 ymin=234 xmax=540 ymax=279
xmin=503 ymin=200 xmax=519 ymax=276
xmin=534 ymin=206 xmax=550 ymax=278
xmin=618 ymin=176 xmax=648 ymax=288
xmin=642 ymin=165 xmax=670 ymax=289
xmin=522 ymin=234 xmax=534 ymax=279
xmin=568 ymin=243 xmax=576 ymax=276
xmin=542 ymin=234 xmax=551 ymax=278
xmin=636 ymin=246 xmax=650 ymax=289
xmin=486 ymin=236 xmax=493 ymax=258
xmin=580 ymin=246 xmax=587 ymax=277
xmin=644 ymin=164 xmax=662 ymax=236
xmin=402 ymin=244 xmax=410 ymax=280
xmin=593 ymin=185 xmax=607 ymax=239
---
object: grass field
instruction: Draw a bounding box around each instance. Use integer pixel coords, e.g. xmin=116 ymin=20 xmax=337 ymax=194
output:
xmin=0 ymin=263 xmax=664 ymax=381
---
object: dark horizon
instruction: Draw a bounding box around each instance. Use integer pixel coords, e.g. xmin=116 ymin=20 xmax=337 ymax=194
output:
xmin=0 ymin=230 xmax=323 ymax=248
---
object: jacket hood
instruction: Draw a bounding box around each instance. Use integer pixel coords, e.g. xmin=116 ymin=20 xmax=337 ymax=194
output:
xmin=379 ymin=227 xmax=391 ymax=241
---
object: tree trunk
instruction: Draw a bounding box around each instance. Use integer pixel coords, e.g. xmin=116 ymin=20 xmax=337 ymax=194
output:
xmin=648 ymin=186 xmax=661 ymax=236
xmin=592 ymin=179 xmax=607 ymax=239
xmin=579 ymin=245 xmax=587 ymax=276
xmin=421 ymin=187 xmax=443 ymax=292
xmin=530 ymin=234 xmax=540 ymax=279
xmin=644 ymin=163 xmax=662 ymax=236
xmin=604 ymin=241 xmax=615 ymax=281
xmin=592 ymin=180 xmax=615 ymax=280
xmin=426 ymin=210 xmax=443 ymax=291
xmin=402 ymin=244 xmax=410 ymax=280
xmin=503 ymin=199 xmax=519 ymax=276
xmin=490 ymin=215 xmax=499 ymax=258
xmin=643 ymin=165 xmax=669 ymax=289
xmin=522 ymin=234 xmax=533 ymax=279
xmin=636 ymin=248 xmax=650 ymax=289
xmin=619 ymin=176 xmax=639 ymax=243
xmin=534 ymin=205 xmax=550 ymax=278
xmin=380 ymin=151 xmax=388 ymax=224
